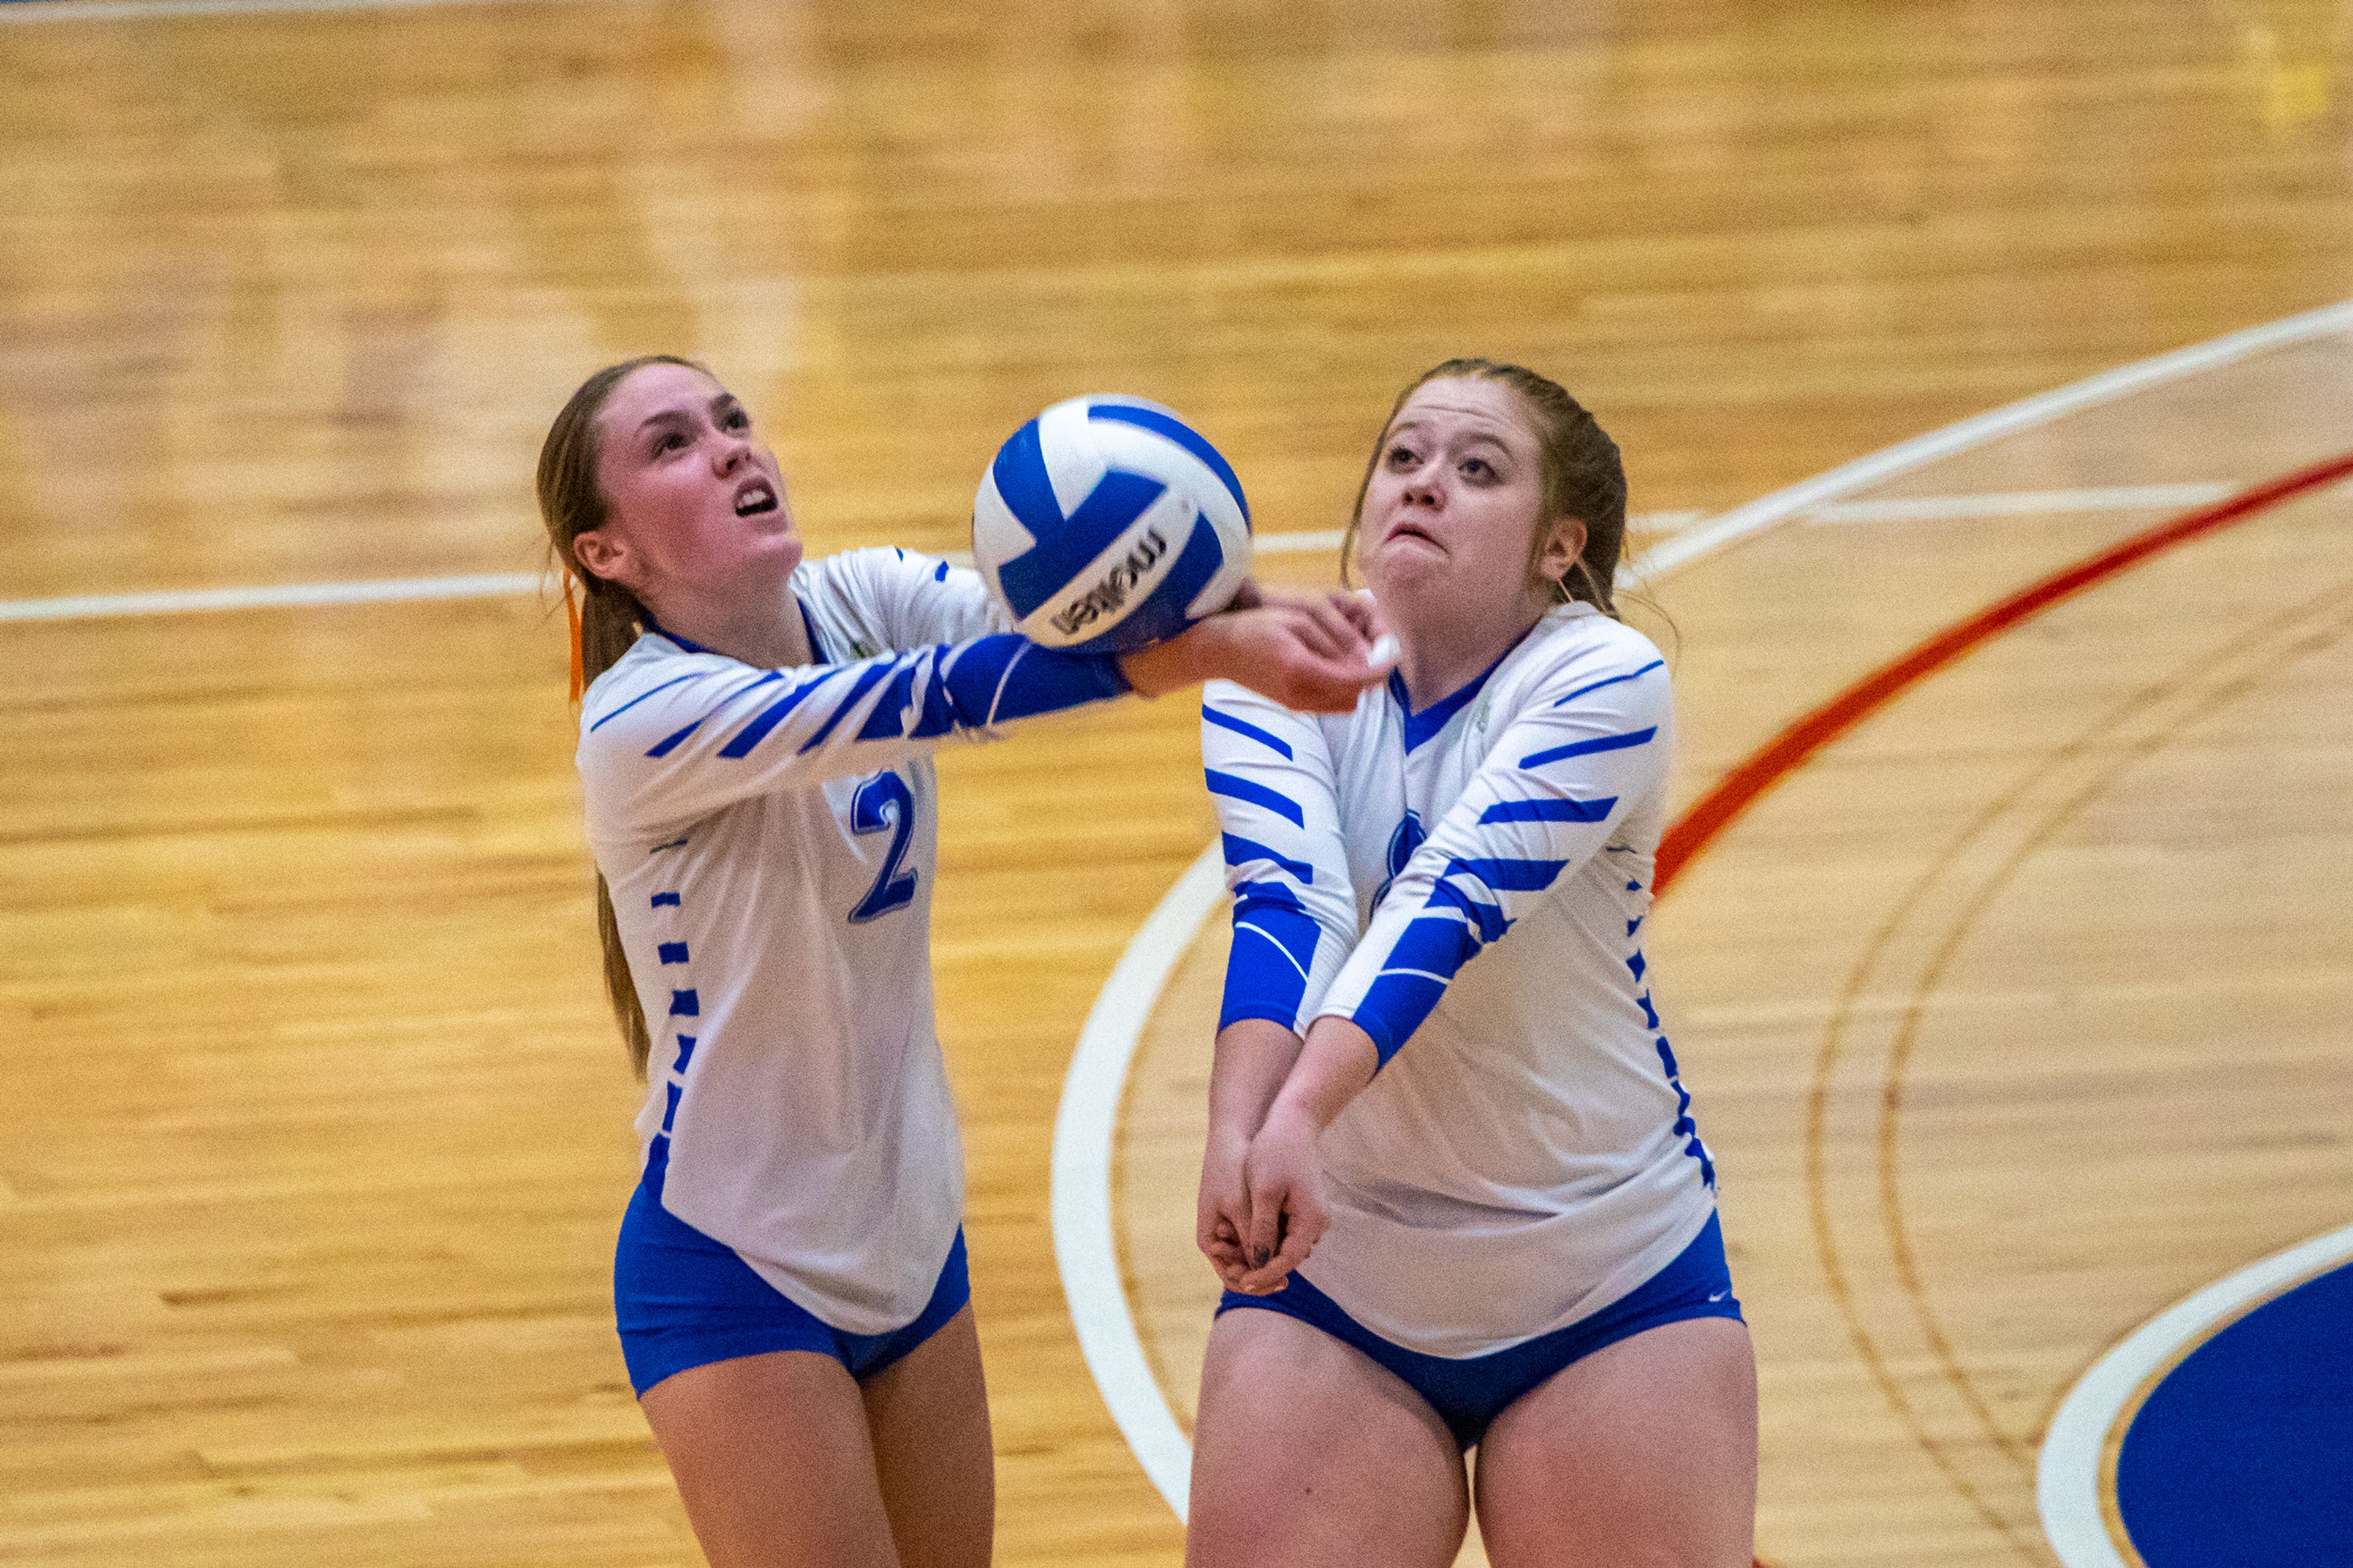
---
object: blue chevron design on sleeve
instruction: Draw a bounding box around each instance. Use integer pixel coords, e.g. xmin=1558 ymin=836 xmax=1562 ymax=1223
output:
xmin=711 ymin=671 xmax=828 ymax=757
xmin=1205 ymin=768 xmax=1306 ymax=827
xmin=1479 ymin=795 xmax=1619 ymax=824
xmin=1519 ymin=726 xmax=1658 ymax=770
xmin=1550 ymin=659 xmax=1665 ymax=707
xmin=1203 ymin=705 xmax=1294 ymax=759
xmin=1220 ymin=832 xmax=1314 ymax=885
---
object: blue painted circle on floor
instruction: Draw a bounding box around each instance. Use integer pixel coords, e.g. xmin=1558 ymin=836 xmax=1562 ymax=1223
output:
xmin=2115 ymin=1261 xmax=2353 ymax=1566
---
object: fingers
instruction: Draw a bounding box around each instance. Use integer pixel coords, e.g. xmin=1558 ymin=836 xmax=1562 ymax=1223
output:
xmin=1333 ymin=588 xmax=1391 ymax=646
xmin=1243 ymin=1173 xmax=1286 ymax=1276
xmin=1292 ymin=594 xmax=1365 ymax=662
xmin=1276 ymin=603 xmax=1347 ymax=662
xmin=1233 ymin=1195 xmax=1323 ymax=1295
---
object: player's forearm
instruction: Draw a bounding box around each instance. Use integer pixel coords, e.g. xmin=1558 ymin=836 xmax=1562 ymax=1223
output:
xmin=1262 ymin=1015 xmax=1379 ymax=1138
xmin=1206 ymin=1017 xmax=1306 ymax=1153
xmin=1116 ymin=613 xmax=1235 ymax=697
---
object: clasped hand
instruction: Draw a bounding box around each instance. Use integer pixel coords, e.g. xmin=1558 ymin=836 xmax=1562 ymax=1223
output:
xmin=1197 ymin=1105 xmax=1330 ymax=1297
xmin=1121 ymin=581 xmax=1396 ymax=713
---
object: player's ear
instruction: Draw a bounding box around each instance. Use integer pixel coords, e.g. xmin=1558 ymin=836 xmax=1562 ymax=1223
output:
xmin=572 ymin=528 xmax=633 ymax=588
xmin=1537 ymin=515 xmax=1586 ymax=585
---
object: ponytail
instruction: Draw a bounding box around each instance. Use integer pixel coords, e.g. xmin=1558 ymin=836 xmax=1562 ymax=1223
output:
xmin=538 ymin=355 xmax=706 ymax=1078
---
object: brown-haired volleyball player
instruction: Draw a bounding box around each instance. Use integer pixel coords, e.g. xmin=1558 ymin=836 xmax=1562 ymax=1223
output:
xmin=539 ymin=355 xmax=1390 ymax=1568
xmin=1190 ymin=360 xmax=1756 ymax=1568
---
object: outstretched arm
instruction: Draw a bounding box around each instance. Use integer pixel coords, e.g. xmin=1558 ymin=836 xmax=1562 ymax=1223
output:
xmin=1126 ymin=586 xmax=1395 ymax=713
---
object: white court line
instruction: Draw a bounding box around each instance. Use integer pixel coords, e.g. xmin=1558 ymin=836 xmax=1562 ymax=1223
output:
xmin=1642 ymin=297 xmax=2353 ymax=577
xmin=1048 ymin=846 xmax=1229 ymax=1513
xmin=2039 ymin=1224 xmax=2353 ymax=1568
xmin=0 ymin=0 xmax=626 ymax=23
xmin=0 ymin=498 xmax=2157 ymax=624
xmin=1047 ymin=295 xmax=2353 ymax=1526
xmin=1806 ymin=484 xmax=2234 ymax=526
xmin=0 ymin=513 xmax=1677 ymax=624
xmin=1248 ymin=511 xmax=1707 ymax=558
xmin=0 ymin=572 xmax=543 ymax=624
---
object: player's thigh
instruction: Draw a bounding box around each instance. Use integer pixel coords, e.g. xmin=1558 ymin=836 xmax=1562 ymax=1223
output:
xmin=638 ymin=1348 xmax=900 ymax=1568
xmin=1187 ymin=1306 xmax=1468 ymax=1568
xmin=1474 ymin=1317 xmax=1756 ymax=1568
xmin=860 ymin=1304 xmax=994 ymax=1568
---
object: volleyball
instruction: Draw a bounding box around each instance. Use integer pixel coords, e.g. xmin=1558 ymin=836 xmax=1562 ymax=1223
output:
xmin=972 ymin=395 xmax=1253 ymax=654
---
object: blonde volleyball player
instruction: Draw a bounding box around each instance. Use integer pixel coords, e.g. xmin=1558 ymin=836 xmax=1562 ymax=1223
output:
xmin=1191 ymin=361 xmax=1756 ymax=1567
xmin=539 ymin=356 xmax=1391 ymax=1568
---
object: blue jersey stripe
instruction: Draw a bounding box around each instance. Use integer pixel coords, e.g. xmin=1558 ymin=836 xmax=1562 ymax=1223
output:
xmin=1221 ymin=831 xmax=1314 ymax=885
xmin=856 ymin=660 xmax=924 ymax=741
xmin=1384 ymin=914 xmax=1479 ymax=980
xmin=1205 ymin=768 xmax=1306 ymax=827
xmin=1203 ymin=705 xmax=1295 ymax=759
xmin=650 ymin=892 xmax=681 ymax=909
xmin=588 ymin=670 xmax=703 ymax=731
xmin=1426 ymin=878 xmax=1510 ymax=944
xmin=1444 ymin=855 xmax=1569 ymax=892
xmin=1232 ymin=878 xmax=1304 ymax=910
xmin=1354 ymin=971 xmax=1446 ymax=1065
xmin=713 ymin=671 xmax=832 ymax=758
xmin=1219 ymin=898 xmax=1321 ymax=1032
xmin=647 ymin=718 xmax=707 ymax=758
xmin=648 ymin=669 xmax=788 ymax=754
xmin=1551 ymin=659 xmax=1665 ymax=708
xmin=657 ymin=942 xmax=689 ymax=964
xmin=797 ymin=660 xmax=898 ymax=754
xmin=1478 ymin=795 xmax=1619 ymax=825
xmin=1519 ymin=725 xmax=1657 ymax=770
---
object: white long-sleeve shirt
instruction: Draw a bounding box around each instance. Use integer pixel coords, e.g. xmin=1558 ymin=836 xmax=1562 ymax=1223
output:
xmin=1203 ymin=601 xmax=1718 ymax=1357
xmin=578 ymin=548 xmax=1127 ymax=1335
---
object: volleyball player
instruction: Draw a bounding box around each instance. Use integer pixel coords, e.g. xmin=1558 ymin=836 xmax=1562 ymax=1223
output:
xmin=539 ymin=355 xmax=1390 ymax=1568
xmin=1191 ymin=361 xmax=1757 ymax=1567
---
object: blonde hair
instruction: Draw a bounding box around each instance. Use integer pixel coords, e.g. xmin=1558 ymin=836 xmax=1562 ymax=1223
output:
xmin=1340 ymin=357 xmax=1627 ymax=616
xmin=537 ymin=354 xmax=708 ymax=1078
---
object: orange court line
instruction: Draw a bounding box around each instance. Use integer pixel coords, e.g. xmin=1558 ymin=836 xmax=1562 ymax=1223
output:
xmin=1653 ymin=449 xmax=2353 ymax=894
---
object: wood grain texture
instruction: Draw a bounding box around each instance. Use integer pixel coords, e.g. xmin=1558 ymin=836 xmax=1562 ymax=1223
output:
xmin=2 ymin=0 xmax=2351 ymax=1563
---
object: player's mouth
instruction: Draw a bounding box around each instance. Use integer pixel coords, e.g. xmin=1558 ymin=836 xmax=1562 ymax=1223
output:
xmin=733 ymin=478 xmax=779 ymax=518
xmin=1386 ymin=519 xmax=1442 ymax=550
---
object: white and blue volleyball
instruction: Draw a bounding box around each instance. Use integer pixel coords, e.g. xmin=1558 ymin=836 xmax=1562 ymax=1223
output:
xmin=972 ymin=395 xmax=1252 ymax=654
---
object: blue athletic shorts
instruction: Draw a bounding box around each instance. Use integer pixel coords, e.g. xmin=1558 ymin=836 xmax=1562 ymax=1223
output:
xmin=613 ymin=1171 xmax=971 ymax=1398
xmin=1216 ymin=1211 xmax=1743 ymax=1449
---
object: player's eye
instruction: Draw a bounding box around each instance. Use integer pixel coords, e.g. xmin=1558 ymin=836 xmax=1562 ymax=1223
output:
xmin=722 ymin=407 xmax=749 ymax=431
xmin=1461 ymin=456 xmax=1494 ymax=481
xmin=1385 ymin=444 xmax=1419 ymax=469
xmin=652 ymin=430 xmax=687 ymax=456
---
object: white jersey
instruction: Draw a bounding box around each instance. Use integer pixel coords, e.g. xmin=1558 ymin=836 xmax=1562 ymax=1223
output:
xmin=578 ymin=548 xmax=1127 ymax=1335
xmin=1203 ymin=601 xmax=1717 ymax=1357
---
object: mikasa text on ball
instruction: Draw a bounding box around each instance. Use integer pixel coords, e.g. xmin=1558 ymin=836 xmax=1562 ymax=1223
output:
xmin=972 ymin=395 xmax=1254 ymax=654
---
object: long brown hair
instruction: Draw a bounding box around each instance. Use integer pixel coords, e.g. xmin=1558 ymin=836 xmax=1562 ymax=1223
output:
xmin=538 ymin=354 xmax=707 ymax=1078
xmin=1340 ymin=357 xmax=1628 ymax=616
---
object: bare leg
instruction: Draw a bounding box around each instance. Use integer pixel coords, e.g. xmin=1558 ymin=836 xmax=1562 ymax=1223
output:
xmin=1186 ymin=1307 xmax=1468 ymax=1568
xmin=639 ymin=1349 xmax=901 ymax=1568
xmin=862 ymin=1305 xmax=995 ymax=1568
xmin=1474 ymin=1317 xmax=1757 ymax=1568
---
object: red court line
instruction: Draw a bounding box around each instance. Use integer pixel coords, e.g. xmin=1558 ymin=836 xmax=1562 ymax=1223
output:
xmin=1654 ymin=449 xmax=2353 ymax=895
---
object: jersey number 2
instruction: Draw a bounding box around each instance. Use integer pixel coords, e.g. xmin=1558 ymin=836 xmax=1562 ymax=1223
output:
xmin=849 ymin=770 xmax=919 ymax=923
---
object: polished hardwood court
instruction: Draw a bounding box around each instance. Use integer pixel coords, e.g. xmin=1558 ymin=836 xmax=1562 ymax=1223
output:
xmin=2 ymin=2 xmax=2351 ymax=1566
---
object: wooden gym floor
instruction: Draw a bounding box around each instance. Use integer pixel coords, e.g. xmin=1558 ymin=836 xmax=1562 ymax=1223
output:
xmin=2 ymin=2 xmax=2348 ymax=1565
